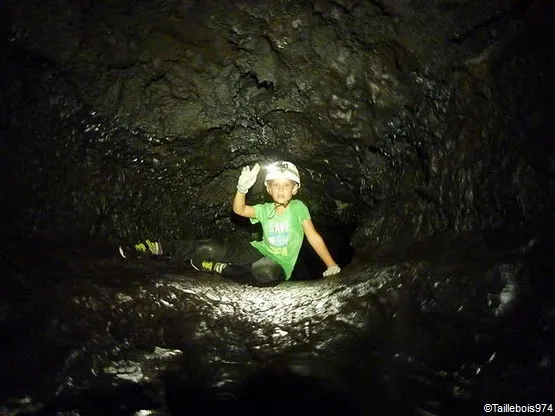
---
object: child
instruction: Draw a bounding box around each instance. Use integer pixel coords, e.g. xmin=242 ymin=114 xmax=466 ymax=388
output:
xmin=119 ymin=161 xmax=341 ymax=285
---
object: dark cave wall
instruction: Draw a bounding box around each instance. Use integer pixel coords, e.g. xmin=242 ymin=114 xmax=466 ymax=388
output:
xmin=1 ymin=0 xmax=554 ymax=254
xmin=443 ymin=7 xmax=555 ymax=230
xmin=352 ymin=1 xmax=555 ymax=255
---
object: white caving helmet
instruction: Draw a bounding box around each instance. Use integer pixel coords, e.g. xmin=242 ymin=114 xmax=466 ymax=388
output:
xmin=264 ymin=161 xmax=301 ymax=189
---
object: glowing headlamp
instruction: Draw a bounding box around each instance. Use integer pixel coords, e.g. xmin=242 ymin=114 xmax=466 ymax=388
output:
xmin=264 ymin=161 xmax=301 ymax=188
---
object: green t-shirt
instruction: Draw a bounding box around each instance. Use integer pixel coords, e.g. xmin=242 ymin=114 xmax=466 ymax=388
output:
xmin=250 ymin=200 xmax=311 ymax=280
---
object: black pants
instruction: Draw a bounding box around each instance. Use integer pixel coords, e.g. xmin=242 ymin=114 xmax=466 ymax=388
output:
xmin=159 ymin=237 xmax=286 ymax=286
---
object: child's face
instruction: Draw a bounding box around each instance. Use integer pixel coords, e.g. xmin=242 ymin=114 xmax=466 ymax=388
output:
xmin=267 ymin=179 xmax=298 ymax=204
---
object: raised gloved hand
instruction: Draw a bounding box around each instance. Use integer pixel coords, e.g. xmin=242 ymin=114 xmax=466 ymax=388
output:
xmin=323 ymin=264 xmax=341 ymax=277
xmin=237 ymin=163 xmax=261 ymax=194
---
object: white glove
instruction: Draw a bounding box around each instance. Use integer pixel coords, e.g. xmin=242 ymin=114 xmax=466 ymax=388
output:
xmin=323 ymin=264 xmax=341 ymax=277
xmin=237 ymin=163 xmax=260 ymax=193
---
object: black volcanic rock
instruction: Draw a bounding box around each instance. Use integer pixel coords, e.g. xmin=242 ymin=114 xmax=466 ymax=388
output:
xmin=0 ymin=0 xmax=554 ymax=414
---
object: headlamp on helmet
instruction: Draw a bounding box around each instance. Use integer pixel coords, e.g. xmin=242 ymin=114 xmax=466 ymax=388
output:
xmin=264 ymin=161 xmax=301 ymax=188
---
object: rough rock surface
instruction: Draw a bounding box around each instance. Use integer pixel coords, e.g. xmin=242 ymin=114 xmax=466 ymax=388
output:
xmin=0 ymin=0 xmax=554 ymax=414
xmin=1 ymin=226 xmax=553 ymax=414
xmin=2 ymin=0 xmax=553 ymax=248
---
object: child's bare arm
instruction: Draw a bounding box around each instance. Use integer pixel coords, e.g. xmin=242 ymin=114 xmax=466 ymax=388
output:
xmin=302 ymin=219 xmax=337 ymax=267
xmin=233 ymin=191 xmax=256 ymax=218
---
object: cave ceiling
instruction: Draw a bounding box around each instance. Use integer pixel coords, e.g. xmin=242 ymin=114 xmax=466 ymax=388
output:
xmin=3 ymin=0 xmax=552 ymax=249
xmin=1 ymin=1 xmax=555 ymax=414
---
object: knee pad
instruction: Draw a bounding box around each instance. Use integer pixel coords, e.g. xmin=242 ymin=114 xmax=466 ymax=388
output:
xmin=251 ymin=258 xmax=284 ymax=283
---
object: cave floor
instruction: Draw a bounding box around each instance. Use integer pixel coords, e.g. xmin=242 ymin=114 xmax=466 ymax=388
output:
xmin=0 ymin=221 xmax=553 ymax=415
